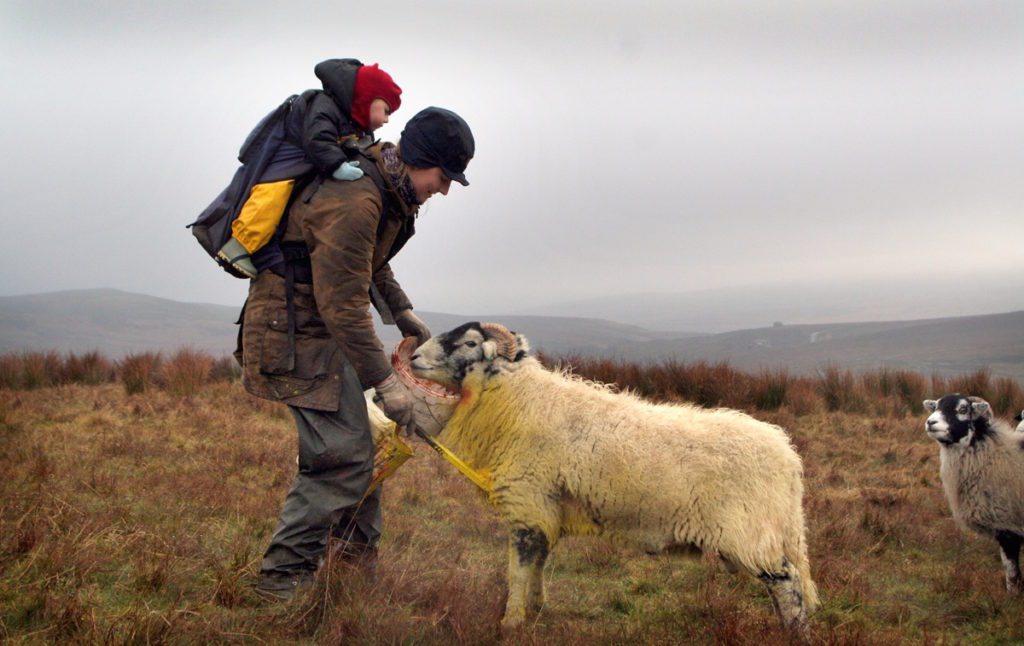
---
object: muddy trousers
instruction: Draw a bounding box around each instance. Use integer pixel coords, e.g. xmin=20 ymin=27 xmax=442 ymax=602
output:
xmin=259 ymin=390 xmax=382 ymax=583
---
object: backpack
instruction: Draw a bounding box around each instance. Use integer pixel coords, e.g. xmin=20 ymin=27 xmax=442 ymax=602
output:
xmin=188 ymin=91 xmax=318 ymax=277
xmin=189 ymin=91 xmax=403 ymax=282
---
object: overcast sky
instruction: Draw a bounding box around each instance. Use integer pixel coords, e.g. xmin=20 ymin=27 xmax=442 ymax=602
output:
xmin=1 ymin=0 xmax=1021 ymax=316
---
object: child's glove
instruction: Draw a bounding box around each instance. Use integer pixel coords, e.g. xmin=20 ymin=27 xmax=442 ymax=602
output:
xmin=332 ymin=161 xmax=364 ymax=181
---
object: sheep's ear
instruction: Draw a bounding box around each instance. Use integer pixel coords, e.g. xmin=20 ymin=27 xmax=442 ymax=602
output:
xmin=482 ymin=340 xmax=497 ymax=360
xmin=923 ymin=400 xmax=938 ymax=413
xmin=972 ymin=401 xmax=990 ymax=417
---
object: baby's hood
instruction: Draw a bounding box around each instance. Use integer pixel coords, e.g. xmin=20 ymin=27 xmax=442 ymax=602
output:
xmin=313 ymin=58 xmax=361 ymax=116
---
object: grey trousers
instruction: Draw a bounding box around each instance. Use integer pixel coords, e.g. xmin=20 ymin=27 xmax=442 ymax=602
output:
xmin=259 ymin=373 xmax=382 ymax=582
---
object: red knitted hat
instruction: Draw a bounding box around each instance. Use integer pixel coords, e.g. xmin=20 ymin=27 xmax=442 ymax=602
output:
xmin=351 ymin=63 xmax=402 ymax=129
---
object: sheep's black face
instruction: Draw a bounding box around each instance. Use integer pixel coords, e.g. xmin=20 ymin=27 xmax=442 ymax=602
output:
xmin=923 ymin=394 xmax=991 ymax=446
xmin=410 ymin=322 xmax=490 ymax=388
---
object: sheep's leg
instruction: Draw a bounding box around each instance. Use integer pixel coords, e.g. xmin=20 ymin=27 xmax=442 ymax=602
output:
xmin=502 ymin=527 xmax=550 ymax=631
xmin=526 ymin=549 xmax=548 ymax=614
xmin=760 ymin=559 xmax=810 ymax=642
xmin=996 ymin=531 xmax=1022 ymax=594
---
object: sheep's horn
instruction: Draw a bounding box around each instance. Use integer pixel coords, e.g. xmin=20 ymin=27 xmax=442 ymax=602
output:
xmin=480 ymin=323 xmax=519 ymax=360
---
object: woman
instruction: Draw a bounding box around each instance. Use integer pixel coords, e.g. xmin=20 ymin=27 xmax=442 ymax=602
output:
xmin=237 ymin=107 xmax=475 ymax=600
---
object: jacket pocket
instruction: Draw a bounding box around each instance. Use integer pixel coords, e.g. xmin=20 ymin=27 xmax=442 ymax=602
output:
xmin=259 ymin=315 xmax=295 ymax=376
xmin=260 ymin=315 xmax=336 ymax=379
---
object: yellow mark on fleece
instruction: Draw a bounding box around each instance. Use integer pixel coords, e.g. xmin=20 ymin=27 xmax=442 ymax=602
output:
xmin=415 ymin=429 xmax=493 ymax=495
xmin=560 ymin=499 xmax=602 ymax=537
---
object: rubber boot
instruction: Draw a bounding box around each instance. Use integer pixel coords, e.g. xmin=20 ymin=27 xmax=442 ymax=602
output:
xmin=217 ymin=237 xmax=258 ymax=279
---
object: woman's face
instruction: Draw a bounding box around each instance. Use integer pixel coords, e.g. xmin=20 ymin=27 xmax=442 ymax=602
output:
xmin=407 ymin=166 xmax=452 ymax=203
xmin=368 ymin=98 xmax=391 ymax=131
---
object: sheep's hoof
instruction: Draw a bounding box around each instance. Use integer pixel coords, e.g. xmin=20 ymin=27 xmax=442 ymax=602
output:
xmin=527 ymin=592 xmax=545 ymax=615
xmin=500 ymin=612 xmax=525 ymax=633
xmin=788 ymin=627 xmax=811 ymax=646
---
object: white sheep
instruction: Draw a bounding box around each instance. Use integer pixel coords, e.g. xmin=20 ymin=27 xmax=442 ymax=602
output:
xmin=410 ymin=322 xmax=819 ymax=637
xmin=924 ymin=394 xmax=1024 ymax=593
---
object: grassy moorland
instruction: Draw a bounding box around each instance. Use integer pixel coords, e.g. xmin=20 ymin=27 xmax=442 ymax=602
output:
xmin=1 ymin=350 xmax=1023 ymax=644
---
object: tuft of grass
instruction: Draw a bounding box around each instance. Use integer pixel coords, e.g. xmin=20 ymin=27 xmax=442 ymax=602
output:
xmin=161 ymin=348 xmax=213 ymax=396
xmin=984 ymin=376 xmax=1023 ymax=418
xmin=751 ymin=368 xmax=790 ymax=411
xmin=210 ymin=355 xmax=241 ymax=382
xmin=18 ymin=351 xmax=62 ymax=389
xmin=816 ymin=363 xmax=866 ymax=413
xmin=946 ymin=368 xmax=992 ymax=401
xmin=118 ymin=352 xmax=162 ymax=395
xmin=61 ymin=350 xmax=115 ymax=385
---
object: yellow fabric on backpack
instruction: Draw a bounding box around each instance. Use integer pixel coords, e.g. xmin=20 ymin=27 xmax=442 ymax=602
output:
xmin=231 ymin=179 xmax=297 ymax=253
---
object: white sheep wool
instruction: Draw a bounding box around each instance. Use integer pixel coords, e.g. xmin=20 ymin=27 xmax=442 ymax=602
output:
xmin=410 ymin=323 xmax=818 ymax=638
xmin=391 ymin=337 xmax=462 ymax=434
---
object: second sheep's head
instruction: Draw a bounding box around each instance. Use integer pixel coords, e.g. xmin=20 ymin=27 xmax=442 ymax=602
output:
xmin=923 ymin=394 xmax=994 ymax=447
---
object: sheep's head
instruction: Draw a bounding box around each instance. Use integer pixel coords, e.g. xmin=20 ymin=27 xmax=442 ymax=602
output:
xmin=410 ymin=322 xmax=530 ymax=389
xmin=923 ymin=394 xmax=992 ymax=446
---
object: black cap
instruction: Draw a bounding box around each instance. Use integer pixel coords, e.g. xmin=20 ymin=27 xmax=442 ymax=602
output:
xmin=400 ymin=107 xmax=475 ymax=186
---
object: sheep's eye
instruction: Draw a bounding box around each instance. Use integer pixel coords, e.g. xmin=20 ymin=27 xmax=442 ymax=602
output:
xmin=957 ymin=406 xmax=968 ymax=414
xmin=465 ymin=341 xmax=478 ymax=348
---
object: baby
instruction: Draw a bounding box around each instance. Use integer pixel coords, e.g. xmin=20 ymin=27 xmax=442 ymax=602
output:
xmin=217 ymin=59 xmax=402 ymax=278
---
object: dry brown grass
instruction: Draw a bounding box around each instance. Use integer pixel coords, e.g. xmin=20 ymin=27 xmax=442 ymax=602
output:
xmin=2 ymin=354 xmax=1024 ymax=643
xmin=117 ymin=351 xmax=162 ymax=395
xmin=4 ymin=348 xmax=1022 ymax=418
xmin=161 ymin=347 xmax=215 ymax=396
xmin=554 ymin=354 xmax=1024 ymax=418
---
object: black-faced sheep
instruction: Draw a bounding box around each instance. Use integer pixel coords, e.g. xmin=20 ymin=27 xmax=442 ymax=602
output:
xmin=924 ymin=394 xmax=1024 ymax=593
xmin=410 ymin=322 xmax=819 ymax=637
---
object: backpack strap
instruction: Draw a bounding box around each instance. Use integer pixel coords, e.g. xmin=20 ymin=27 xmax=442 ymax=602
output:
xmin=233 ymin=297 xmax=248 ymax=368
xmin=284 ymin=261 xmax=297 ymax=372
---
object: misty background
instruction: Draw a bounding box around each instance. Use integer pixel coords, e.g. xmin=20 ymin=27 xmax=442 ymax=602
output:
xmin=1 ymin=1 xmax=1022 ymax=331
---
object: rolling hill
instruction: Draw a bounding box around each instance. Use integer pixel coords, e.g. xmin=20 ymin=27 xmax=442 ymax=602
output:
xmin=611 ymin=312 xmax=1024 ymax=381
xmin=518 ymin=272 xmax=1024 ymax=333
xmin=0 ymin=289 xmax=686 ymax=359
xmin=0 ymin=288 xmax=1021 ymax=381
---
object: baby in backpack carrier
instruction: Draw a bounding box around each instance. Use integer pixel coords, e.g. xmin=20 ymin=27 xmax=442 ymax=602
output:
xmin=217 ymin=59 xmax=402 ymax=279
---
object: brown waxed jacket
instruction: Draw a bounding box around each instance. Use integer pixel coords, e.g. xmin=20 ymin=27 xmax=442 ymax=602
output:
xmin=239 ymin=148 xmax=416 ymax=411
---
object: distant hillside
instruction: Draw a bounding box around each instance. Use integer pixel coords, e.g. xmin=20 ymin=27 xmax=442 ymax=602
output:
xmin=0 ymin=289 xmax=685 ymax=359
xmin=612 ymin=311 xmax=1024 ymax=382
xmin=520 ymin=273 xmax=1024 ymax=333
xmin=0 ymin=289 xmax=242 ymax=357
xmin=0 ymin=289 xmax=1021 ymax=381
